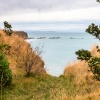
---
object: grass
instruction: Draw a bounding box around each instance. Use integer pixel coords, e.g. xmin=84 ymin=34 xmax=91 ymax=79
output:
xmin=0 ymin=29 xmax=45 ymax=76
xmin=63 ymin=60 xmax=100 ymax=100
xmin=1 ymin=75 xmax=71 ymax=100
xmin=1 ymin=73 xmax=100 ymax=100
xmin=0 ymin=29 xmax=100 ymax=100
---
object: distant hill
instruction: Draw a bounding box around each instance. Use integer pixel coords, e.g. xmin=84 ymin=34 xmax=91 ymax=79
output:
xmin=13 ymin=31 xmax=28 ymax=39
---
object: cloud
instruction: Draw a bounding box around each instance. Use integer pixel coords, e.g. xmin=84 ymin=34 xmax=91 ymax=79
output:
xmin=0 ymin=6 xmax=100 ymax=23
xmin=0 ymin=0 xmax=99 ymax=16
xmin=0 ymin=0 xmax=100 ymax=23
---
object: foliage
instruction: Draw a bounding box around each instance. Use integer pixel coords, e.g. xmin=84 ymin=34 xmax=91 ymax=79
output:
xmin=88 ymin=57 xmax=100 ymax=80
xmin=84 ymin=23 xmax=100 ymax=80
xmin=75 ymin=49 xmax=100 ymax=80
xmin=3 ymin=21 xmax=12 ymax=36
xmin=14 ymin=43 xmax=44 ymax=76
xmin=75 ymin=49 xmax=92 ymax=61
xmin=86 ymin=23 xmax=100 ymax=40
xmin=2 ymin=75 xmax=100 ymax=100
xmin=0 ymin=44 xmax=11 ymax=55
xmin=97 ymin=0 xmax=100 ymax=3
xmin=96 ymin=45 xmax=100 ymax=53
xmin=0 ymin=53 xmax=12 ymax=86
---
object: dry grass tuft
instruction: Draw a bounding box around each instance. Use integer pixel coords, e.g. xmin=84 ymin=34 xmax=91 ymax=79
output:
xmin=63 ymin=45 xmax=100 ymax=99
xmin=0 ymin=29 xmax=46 ymax=76
xmin=64 ymin=61 xmax=94 ymax=84
xmin=91 ymin=44 xmax=100 ymax=57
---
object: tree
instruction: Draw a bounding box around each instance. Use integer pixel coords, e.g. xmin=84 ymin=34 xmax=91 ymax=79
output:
xmin=3 ymin=21 xmax=12 ymax=36
xmin=75 ymin=0 xmax=100 ymax=81
xmin=88 ymin=57 xmax=100 ymax=80
xmin=0 ymin=43 xmax=12 ymax=86
xmin=0 ymin=53 xmax=12 ymax=86
xmin=13 ymin=42 xmax=44 ymax=76
xmin=76 ymin=0 xmax=100 ymax=80
xmin=77 ymin=22 xmax=100 ymax=80
xmin=75 ymin=49 xmax=92 ymax=61
xmin=97 ymin=0 xmax=100 ymax=3
xmin=86 ymin=23 xmax=100 ymax=40
xmin=85 ymin=22 xmax=100 ymax=79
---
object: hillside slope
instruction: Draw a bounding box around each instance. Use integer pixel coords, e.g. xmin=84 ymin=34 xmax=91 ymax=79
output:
xmin=0 ymin=29 xmax=46 ymax=76
xmin=63 ymin=46 xmax=100 ymax=100
xmin=1 ymin=29 xmax=100 ymax=100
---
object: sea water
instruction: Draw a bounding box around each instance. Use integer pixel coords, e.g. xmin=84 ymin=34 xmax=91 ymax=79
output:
xmin=26 ymin=31 xmax=100 ymax=76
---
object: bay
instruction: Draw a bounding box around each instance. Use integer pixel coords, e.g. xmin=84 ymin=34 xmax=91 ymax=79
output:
xmin=26 ymin=31 xmax=100 ymax=76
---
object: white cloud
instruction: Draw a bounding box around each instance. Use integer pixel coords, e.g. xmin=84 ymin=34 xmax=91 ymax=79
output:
xmin=0 ymin=0 xmax=100 ymax=31
xmin=0 ymin=6 xmax=100 ymax=22
xmin=0 ymin=0 xmax=99 ymax=16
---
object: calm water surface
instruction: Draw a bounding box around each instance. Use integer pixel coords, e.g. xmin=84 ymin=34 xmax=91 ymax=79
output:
xmin=26 ymin=31 xmax=100 ymax=76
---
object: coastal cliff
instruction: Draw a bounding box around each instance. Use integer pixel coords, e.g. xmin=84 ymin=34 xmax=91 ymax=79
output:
xmin=13 ymin=31 xmax=28 ymax=39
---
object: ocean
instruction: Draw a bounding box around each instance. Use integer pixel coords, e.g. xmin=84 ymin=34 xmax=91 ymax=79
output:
xmin=26 ymin=31 xmax=99 ymax=76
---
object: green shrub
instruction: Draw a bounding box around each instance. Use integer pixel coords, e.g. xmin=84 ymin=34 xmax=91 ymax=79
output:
xmin=88 ymin=57 xmax=100 ymax=80
xmin=0 ymin=53 xmax=12 ymax=86
xmin=86 ymin=23 xmax=100 ymax=40
xmin=85 ymin=23 xmax=100 ymax=80
xmin=75 ymin=49 xmax=92 ymax=61
xmin=3 ymin=21 xmax=12 ymax=36
xmin=0 ymin=44 xmax=11 ymax=55
xmin=75 ymin=49 xmax=100 ymax=80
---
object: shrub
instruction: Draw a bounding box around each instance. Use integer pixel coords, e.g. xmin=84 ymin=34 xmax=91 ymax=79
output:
xmin=75 ymin=49 xmax=92 ymax=61
xmin=3 ymin=21 xmax=12 ymax=36
xmin=0 ymin=53 xmax=12 ymax=86
xmin=0 ymin=44 xmax=11 ymax=55
xmin=14 ymin=43 xmax=44 ymax=76
xmin=86 ymin=23 xmax=100 ymax=40
xmin=88 ymin=57 xmax=100 ymax=80
xmin=85 ymin=23 xmax=100 ymax=80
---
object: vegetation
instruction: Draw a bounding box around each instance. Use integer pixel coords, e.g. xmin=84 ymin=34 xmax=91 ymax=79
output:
xmin=88 ymin=57 xmax=100 ymax=80
xmin=0 ymin=44 xmax=11 ymax=55
xmin=15 ymin=44 xmax=44 ymax=76
xmin=0 ymin=22 xmax=46 ymax=99
xmin=64 ymin=61 xmax=100 ymax=100
xmin=74 ymin=22 xmax=100 ymax=81
xmin=0 ymin=53 xmax=12 ymax=86
xmin=1 ymin=72 xmax=100 ymax=100
xmin=86 ymin=23 xmax=100 ymax=40
xmin=0 ymin=28 xmax=45 ymax=77
xmin=75 ymin=48 xmax=100 ymax=80
xmin=1 ymin=0 xmax=100 ymax=98
xmin=1 ymin=29 xmax=100 ymax=100
xmin=3 ymin=21 xmax=12 ymax=36
xmin=0 ymin=23 xmax=12 ymax=86
xmin=97 ymin=0 xmax=100 ymax=3
xmin=75 ymin=49 xmax=92 ymax=61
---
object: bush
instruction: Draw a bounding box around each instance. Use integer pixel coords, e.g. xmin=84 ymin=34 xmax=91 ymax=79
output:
xmin=0 ymin=44 xmax=11 ymax=55
xmin=75 ymin=49 xmax=100 ymax=80
xmin=75 ymin=49 xmax=92 ymax=61
xmin=88 ymin=57 xmax=100 ymax=80
xmin=3 ymin=21 xmax=12 ymax=36
xmin=0 ymin=53 xmax=12 ymax=86
xmin=86 ymin=23 xmax=100 ymax=40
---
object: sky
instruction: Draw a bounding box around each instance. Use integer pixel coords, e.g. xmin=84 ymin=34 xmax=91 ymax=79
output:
xmin=0 ymin=0 xmax=100 ymax=31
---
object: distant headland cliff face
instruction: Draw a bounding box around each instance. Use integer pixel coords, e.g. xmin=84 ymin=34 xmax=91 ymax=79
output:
xmin=13 ymin=31 xmax=28 ymax=39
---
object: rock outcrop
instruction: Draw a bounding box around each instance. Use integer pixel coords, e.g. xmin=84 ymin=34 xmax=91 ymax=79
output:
xmin=13 ymin=31 xmax=28 ymax=39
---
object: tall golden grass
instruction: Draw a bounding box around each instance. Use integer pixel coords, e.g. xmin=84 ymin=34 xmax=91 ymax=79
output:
xmin=63 ymin=45 xmax=100 ymax=100
xmin=91 ymin=44 xmax=100 ymax=57
xmin=0 ymin=29 xmax=46 ymax=76
xmin=64 ymin=61 xmax=94 ymax=84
